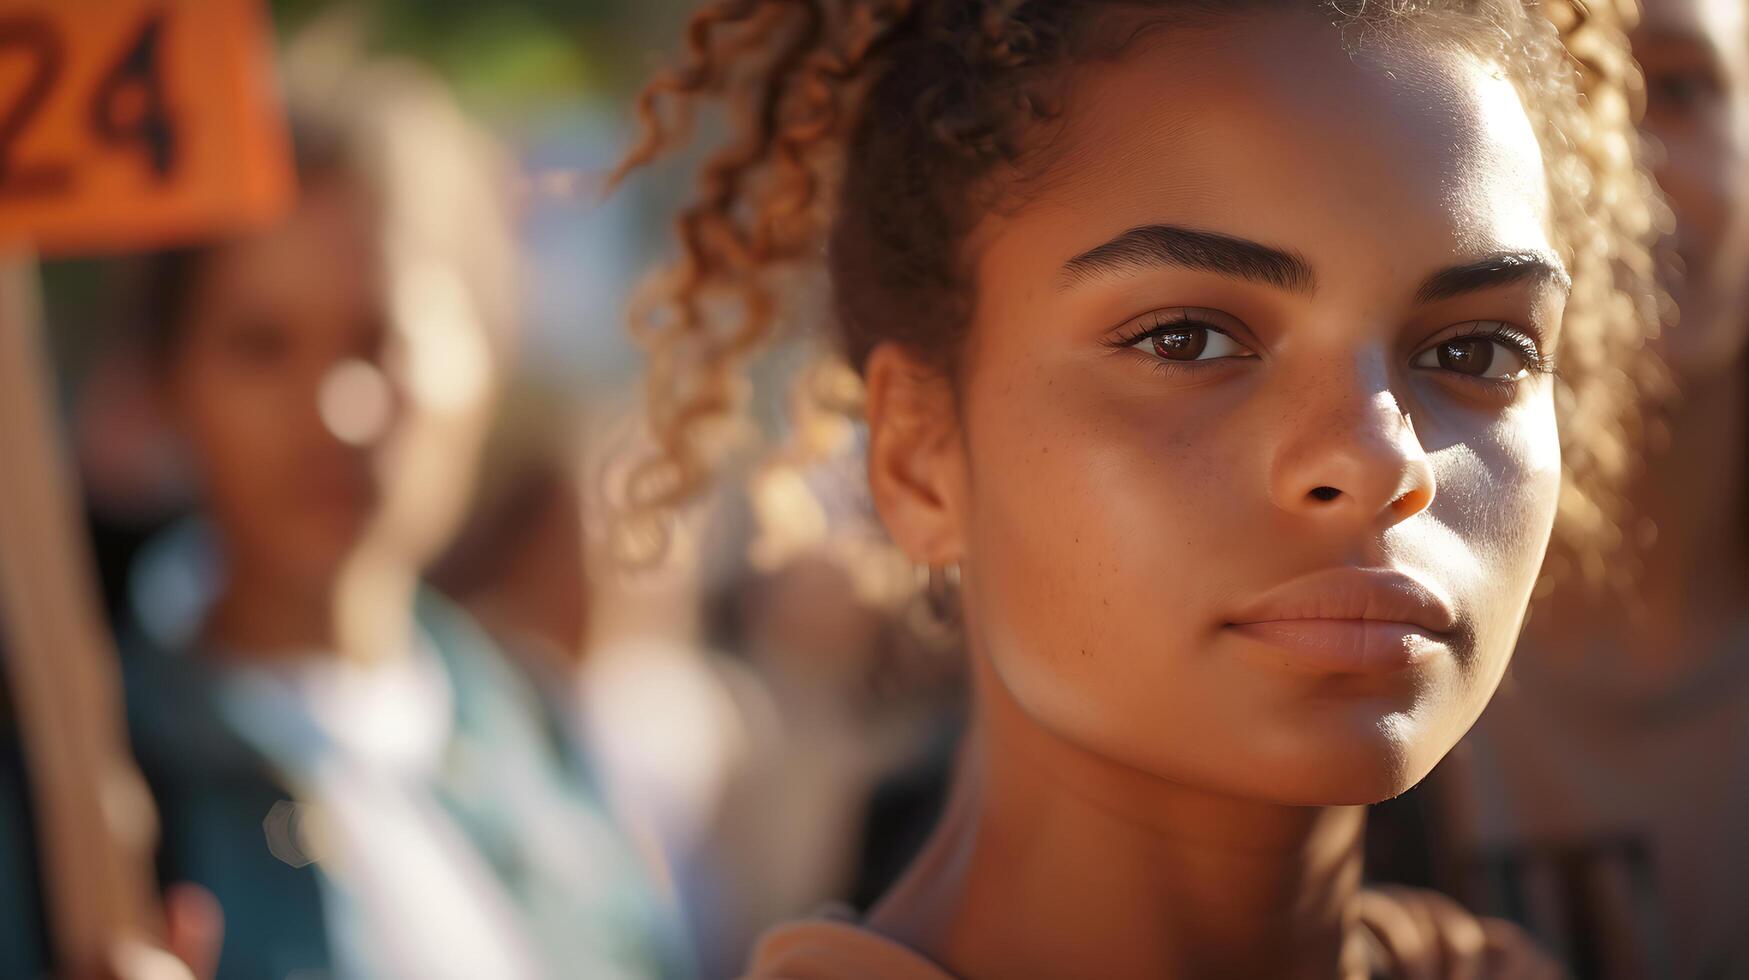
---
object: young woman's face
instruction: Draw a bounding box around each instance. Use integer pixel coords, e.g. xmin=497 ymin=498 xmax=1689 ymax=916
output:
xmin=1634 ymin=0 xmax=1749 ymax=377
xmin=164 ymin=180 xmax=396 ymax=585
xmin=902 ymin=13 xmax=1566 ymax=804
xmin=163 ymin=178 xmax=495 ymax=590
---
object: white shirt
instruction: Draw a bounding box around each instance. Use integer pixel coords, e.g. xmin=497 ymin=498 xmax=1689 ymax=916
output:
xmin=216 ymin=640 xmax=547 ymax=980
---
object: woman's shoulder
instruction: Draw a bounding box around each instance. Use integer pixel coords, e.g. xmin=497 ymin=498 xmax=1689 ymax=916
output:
xmin=1359 ymin=886 xmax=1566 ymax=979
xmin=744 ymin=915 xmax=956 ymax=980
xmin=743 ymin=893 xmax=1559 ymax=980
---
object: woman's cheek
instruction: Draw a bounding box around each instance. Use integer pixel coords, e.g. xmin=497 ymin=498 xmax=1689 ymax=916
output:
xmin=959 ymin=373 xmax=1233 ymax=716
xmin=1455 ymin=393 xmax=1561 ymax=566
xmin=1421 ymin=394 xmax=1561 ymax=679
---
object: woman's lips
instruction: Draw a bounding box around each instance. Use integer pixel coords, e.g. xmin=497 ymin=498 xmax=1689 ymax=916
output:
xmin=1226 ymin=619 xmax=1446 ymax=674
xmin=1224 ymin=568 xmax=1458 ymax=674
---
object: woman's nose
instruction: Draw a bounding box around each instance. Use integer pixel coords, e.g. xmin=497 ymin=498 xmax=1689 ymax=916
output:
xmin=1268 ymin=385 xmax=1436 ymax=529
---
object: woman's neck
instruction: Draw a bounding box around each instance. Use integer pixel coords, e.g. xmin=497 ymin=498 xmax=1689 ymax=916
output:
xmin=202 ymin=568 xmax=338 ymax=656
xmin=202 ymin=548 xmax=418 ymax=663
xmin=869 ymin=657 xmax=1371 ymax=980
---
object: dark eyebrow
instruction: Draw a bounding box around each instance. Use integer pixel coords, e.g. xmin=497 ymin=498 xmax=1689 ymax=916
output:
xmin=1414 ymin=251 xmax=1571 ymax=305
xmin=1059 ymin=224 xmax=1316 ymax=294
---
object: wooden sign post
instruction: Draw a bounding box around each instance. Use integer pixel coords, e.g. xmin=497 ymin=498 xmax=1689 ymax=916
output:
xmin=0 ymin=1 xmax=291 ymax=974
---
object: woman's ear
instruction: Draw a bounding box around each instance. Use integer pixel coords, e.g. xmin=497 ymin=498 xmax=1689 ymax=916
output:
xmin=864 ymin=342 xmax=968 ymax=566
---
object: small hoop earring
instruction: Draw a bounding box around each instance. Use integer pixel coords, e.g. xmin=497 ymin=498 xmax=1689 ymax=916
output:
xmin=925 ymin=563 xmax=962 ymax=627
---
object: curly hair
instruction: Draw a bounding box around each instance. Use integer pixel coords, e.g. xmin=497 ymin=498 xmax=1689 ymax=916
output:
xmin=611 ymin=0 xmax=1663 ymax=585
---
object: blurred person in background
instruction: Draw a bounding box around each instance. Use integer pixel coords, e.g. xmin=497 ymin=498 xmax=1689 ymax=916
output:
xmin=435 ymin=400 xmax=963 ymax=978
xmin=431 ymin=389 xmax=595 ymax=686
xmin=684 ymin=448 xmax=965 ymax=976
xmin=428 ymin=400 xmax=749 ymax=973
xmin=1369 ymin=0 xmax=1749 ymax=975
xmin=0 ymin=660 xmax=223 ymax=980
xmin=113 ymin=26 xmax=677 ymax=980
xmin=0 ymin=667 xmax=47 ymax=980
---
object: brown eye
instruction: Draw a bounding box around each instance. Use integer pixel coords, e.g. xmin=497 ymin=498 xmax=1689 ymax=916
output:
xmin=1645 ymin=66 xmax=1723 ymax=115
xmin=1436 ymin=338 xmax=1493 ymax=375
xmin=1152 ymin=328 xmax=1208 ymax=360
xmin=1414 ymin=330 xmax=1535 ymax=380
xmin=1128 ymin=322 xmax=1252 ymax=363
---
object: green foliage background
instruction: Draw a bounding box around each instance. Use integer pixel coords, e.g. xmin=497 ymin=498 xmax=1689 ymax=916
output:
xmin=266 ymin=0 xmax=679 ymax=106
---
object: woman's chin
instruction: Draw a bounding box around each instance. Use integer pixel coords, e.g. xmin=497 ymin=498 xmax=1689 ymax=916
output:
xmin=1114 ymin=709 xmax=1452 ymax=808
xmin=1259 ymin=769 xmax=1428 ymax=808
xmin=1229 ymin=717 xmax=1448 ymax=806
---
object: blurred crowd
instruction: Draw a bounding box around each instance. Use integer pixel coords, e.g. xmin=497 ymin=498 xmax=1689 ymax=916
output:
xmin=6 ymin=7 xmax=965 ymax=979
xmin=0 ymin=0 xmax=1746 ymax=978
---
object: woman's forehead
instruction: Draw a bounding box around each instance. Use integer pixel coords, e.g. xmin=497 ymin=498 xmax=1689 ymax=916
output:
xmin=989 ymin=12 xmax=1553 ymax=286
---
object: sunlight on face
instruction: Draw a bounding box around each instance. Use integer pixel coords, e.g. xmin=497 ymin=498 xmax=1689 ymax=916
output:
xmin=946 ymin=11 xmax=1564 ymax=804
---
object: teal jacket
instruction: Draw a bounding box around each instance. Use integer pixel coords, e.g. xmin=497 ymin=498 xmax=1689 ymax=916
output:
xmin=124 ymin=591 xmax=682 ymax=980
xmin=0 ymin=674 xmax=51 ymax=979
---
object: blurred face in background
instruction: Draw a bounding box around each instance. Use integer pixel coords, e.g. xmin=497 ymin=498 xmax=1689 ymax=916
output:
xmin=160 ymin=175 xmax=496 ymax=592
xmin=1635 ymin=0 xmax=1749 ymax=376
xmin=161 ymin=177 xmax=395 ymax=587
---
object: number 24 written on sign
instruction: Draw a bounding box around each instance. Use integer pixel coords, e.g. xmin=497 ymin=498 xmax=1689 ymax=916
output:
xmin=0 ymin=12 xmax=175 ymax=198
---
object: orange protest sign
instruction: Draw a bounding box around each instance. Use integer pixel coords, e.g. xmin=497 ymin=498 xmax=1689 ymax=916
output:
xmin=0 ymin=0 xmax=293 ymax=254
